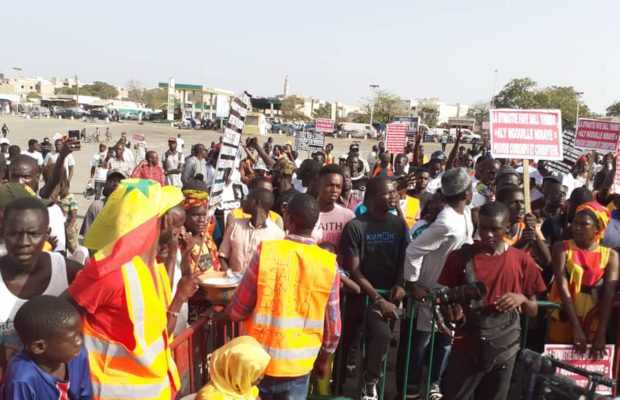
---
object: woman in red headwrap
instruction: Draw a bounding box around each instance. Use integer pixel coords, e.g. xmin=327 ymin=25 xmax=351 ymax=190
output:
xmin=549 ymin=201 xmax=619 ymax=359
xmin=182 ymin=181 xmax=221 ymax=323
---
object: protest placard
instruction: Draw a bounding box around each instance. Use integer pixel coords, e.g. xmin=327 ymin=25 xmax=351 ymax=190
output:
xmin=547 ymin=130 xmax=582 ymax=175
xmin=315 ymin=118 xmax=335 ymax=133
xmin=294 ymin=131 xmax=325 ymax=152
xmin=575 ymin=118 xmax=620 ymax=152
xmin=209 ymin=91 xmax=251 ymax=209
xmin=544 ymin=344 xmax=615 ymax=395
xmin=615 ymin=142 xmax=620 ymax=193
xmin=385 ymin=123 xmax=408 ymax=153
xmin=490 ymin=109 xmax=563 ymax=160
xmin=132 ymin=133 xmax=145 ymax=142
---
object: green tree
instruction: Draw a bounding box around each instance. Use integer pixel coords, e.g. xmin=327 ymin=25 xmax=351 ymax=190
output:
xmin=312 ymin=102 xmax=332 ymax=119
xmin=26 ymin=91 xmax=41 ymax=99
xmin=606 ymin=101 xmax=620 ymax=117
xmin=492 ymin=78 xmax=540 ymax=109
xmin=419 ymin=107 xmax=439 ymax=127
xmin=80 ymin=81 xmax=119 ymax=99
xmin=55 ymin=86 xmax=77 ymax=95
xmin=143 ymin=88 xmax=167 ymax=109
xmin=356 ymin=89 xmax=405 ymax=124
xmin=467 ymin=102 xmax=489 ymax=132
xmin=127 ymin=80 xmax=144 ymax=103
xmin=282 ymin=95 xmax=308 ymax=121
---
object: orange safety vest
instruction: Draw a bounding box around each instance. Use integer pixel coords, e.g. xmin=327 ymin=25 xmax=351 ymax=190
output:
xmin=402 ymin=195 xmax=420 ymax=229
xmin=83 ymin=257 xmax=180 ymax=400
xmin=243 ymin=240 xmax=337 ymax=377
xmin=230 ymin=207 xmax=281 ymax=224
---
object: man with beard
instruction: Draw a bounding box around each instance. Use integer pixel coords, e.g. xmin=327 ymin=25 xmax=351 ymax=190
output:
xmin=68 ymin=180 xmax=201 ymax=399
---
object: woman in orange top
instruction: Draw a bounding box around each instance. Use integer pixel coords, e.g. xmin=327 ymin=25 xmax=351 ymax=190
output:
xmin=549 ymin=201 xmax=619 ymax=358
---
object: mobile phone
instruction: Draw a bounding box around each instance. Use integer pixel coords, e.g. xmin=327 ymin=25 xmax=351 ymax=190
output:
xmin=68 ymin=130 xmax=80 ymax=140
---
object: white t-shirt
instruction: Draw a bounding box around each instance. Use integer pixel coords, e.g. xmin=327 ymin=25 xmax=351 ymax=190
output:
xmin=0 ymin=252 xmax=69 ymax=349
xmin=426 ymin=175 xmax=442 ymax=194
xmin=21 ymin=150 xmax=44 ymax=166
xmin=44 ymin=152 xmax=76 ymax=175
xmin=48 ymin=204 xmax=67 ymax=252
xmin=123 ymin=148 xmax=136 ymax=168
xmin=91 ymin=152 xmax=109 ymax=182
xmin=176 ymin=138 xmax=185 ymax=154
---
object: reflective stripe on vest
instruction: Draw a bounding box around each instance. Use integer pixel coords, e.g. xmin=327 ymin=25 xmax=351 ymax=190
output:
xmin=92 ymin=380 xmax=171 ymax=399
xmin=84 ymin=257 xmax=179 ymax=399
xmin=244 ymin=240 xmax=337 ymax=377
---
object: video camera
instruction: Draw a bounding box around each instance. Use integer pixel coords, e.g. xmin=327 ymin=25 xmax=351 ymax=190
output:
xmin=428 ymin=281 xmax=487 ymax=306
xmin=519 ymin=349 xmax=616 ymax=400
xmin=427 ymin=281 xmax=486 ymax=339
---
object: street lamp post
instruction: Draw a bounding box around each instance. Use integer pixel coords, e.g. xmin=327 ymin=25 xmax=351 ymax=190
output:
xmin=369 ymin=84 xmax=379 ymax=125
xmin=75 ymin=75 xmax=80 ymax=111
xmin=12 ymin=67 xmax=23 ymax=114
xmin=575 ymin=91 xmax=584 ymax=132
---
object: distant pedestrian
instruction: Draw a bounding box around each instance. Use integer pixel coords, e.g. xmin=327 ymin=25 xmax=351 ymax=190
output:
xmin=441 ymin=133 xmax=448 ymax=152
xmin=1 ymin=123 xmax=8 ymax=138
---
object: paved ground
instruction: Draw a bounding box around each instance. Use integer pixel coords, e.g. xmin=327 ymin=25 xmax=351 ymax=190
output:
xmin=0 ymin=115 xmax=452 ymax=225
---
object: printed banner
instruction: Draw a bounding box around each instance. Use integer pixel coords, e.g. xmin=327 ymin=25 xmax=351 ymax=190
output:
xmin=575 ymin=118 xmax=620 ymax=152
xmin=544 ymin=344 xmax=615 ymax=395
xmin=385 ymin=123 xmax=408 ymax=153
xmin=547 ymin=131 xmax=582 ymax=175
xmin=209 ymin=91 xmax=251 ymax=209
xmin=315 ymin=118 xmax=335 ymax=133
xmin=490 ymin=109 xmax=563 ymax=160
xmin=294 ymin=131 xmax=325 ymax=152
xmin=615 ymin=141 xmax=620 ymax=193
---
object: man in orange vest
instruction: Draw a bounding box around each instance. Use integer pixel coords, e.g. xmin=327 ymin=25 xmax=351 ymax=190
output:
xmin=219 ymin=193 xmax=341 ymax=399
xmin=68 ymin=180 xmax=201 ymax=400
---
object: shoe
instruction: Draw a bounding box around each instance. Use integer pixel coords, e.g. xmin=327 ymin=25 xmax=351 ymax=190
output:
xmin=361 ymin=374 xmax=379 ymax=400
xmin=429 ymin=384 xmax=443 ymax=400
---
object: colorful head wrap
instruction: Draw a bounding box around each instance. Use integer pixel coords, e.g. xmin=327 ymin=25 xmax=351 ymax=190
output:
xmin=576 ymin=201 xmax=610 ymax=242
xmin=182 ymin=189 xmax=209 ymax=210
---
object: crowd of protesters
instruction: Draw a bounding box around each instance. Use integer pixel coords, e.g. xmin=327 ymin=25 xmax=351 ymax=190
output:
xmin=0 ymin=125 xmax=618 ymax=400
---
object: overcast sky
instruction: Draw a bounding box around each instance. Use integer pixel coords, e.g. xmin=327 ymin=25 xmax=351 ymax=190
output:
xmin=2 ymin=0 xmax=618 ymax=113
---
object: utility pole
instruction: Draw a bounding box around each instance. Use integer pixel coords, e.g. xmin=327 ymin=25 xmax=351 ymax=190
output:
xmin=575 ymin=91 xmax=584 ymax=132
xmin=369 ymin=84 xmax=379 ymax=125
xmin=75 ymin=75 xmax=80 ymax=110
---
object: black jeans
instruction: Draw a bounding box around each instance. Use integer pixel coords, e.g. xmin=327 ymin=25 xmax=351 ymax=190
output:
xmin=338 ymin=295 xmax=392 ymax=387
xmin=441 ymin=350 xmax=516 ymax=400
xmin=94 ymin=181 xmax=105 ymax=200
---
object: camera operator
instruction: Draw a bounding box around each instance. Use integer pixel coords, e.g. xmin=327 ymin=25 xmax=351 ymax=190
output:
xmin=438 ymin=201 xmax=546 ymax=400
xmin=397 ymin=167 xmax=474 ymax=399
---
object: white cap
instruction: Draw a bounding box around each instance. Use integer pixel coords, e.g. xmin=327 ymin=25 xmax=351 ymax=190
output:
xmin=0 ymin=138 xmax=9 ymax=145
xmin=52 ymin=132 xmax=63 ymax=142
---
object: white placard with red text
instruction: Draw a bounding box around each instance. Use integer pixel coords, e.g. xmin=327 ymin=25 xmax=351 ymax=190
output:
xmin=575 ymin=118 xmax=620 ymax=152
xmin=490 ymin=109 xmax=563 ymax=160
xmin=615 ymin=142 xmax=620 ymax=193
xmin=385 ymin=123 xmax=408 ymax=153
xmin=315 ymin=118 xmax=335 ymax=133
xmin=544 ymin=344 xmax=615 ymax=395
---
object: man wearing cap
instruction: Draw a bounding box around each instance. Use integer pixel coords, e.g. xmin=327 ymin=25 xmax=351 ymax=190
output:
xmin=271 ymin=158 xmax=300 ymax=216
xmin=398 ymin=167 xmax=474 ymax=399
xmin=163 ymin=137 xmax=183 ymax=187
xmin=182 ymin=143 xmax=213 ymax=186
xmin=349 ymin=143 xmax=370 ymax=175
xmin=68 ymin=180 xmax=201 ymax=399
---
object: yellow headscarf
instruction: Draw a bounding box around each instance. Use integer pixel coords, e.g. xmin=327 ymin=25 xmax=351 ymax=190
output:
xmin=196 ymin=336 xmax=270 ymax=400
xmin=576 ymin=201 xmax=611 ymax=243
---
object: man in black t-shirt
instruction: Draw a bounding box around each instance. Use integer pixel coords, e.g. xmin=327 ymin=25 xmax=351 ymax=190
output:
xmin=271 ymin=158 xmax=299 ymax=216
xmin=338 ymin=176 xmax=409 ymax=400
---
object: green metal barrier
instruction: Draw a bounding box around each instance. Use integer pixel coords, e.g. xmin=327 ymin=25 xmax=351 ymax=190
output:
xmin=521 ymin=300 xmax=560 ymax=348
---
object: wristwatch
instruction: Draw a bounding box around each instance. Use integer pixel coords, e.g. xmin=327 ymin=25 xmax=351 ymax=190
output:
xmin=373 ymin=296 xmax=384 ymax=305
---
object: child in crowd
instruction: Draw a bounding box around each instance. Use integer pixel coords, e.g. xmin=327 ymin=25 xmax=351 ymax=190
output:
xmin=0 ymin=295 xmax=92 ymax=399
xmin=182 ymin=336 xmax=270 ymax=400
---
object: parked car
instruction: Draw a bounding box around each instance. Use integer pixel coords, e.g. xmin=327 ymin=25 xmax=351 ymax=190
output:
xmin=124 ymin=112 xmax=140 ymax=120
xmin=340 ymin=122 xmax=377 ymax=139
xmin=90 ymin=109 xmax=109 ymax=120
xmin=272 ymin=123 xmax=296 ymax=135
xmin=455 ymin=129 xmax=481 ymax=143
xmin=57 ymin=108 xmax=85 ymax=119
